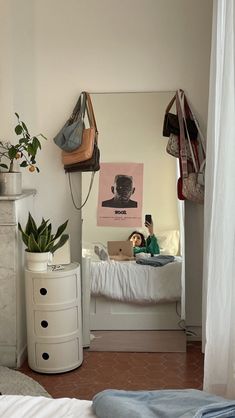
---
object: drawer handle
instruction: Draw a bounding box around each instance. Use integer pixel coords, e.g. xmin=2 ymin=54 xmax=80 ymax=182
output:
xmin=41 ymin=320 xmax=48 ymax=328
xmin=40 ymin=288 xmax=47 ymax=296
xmin=42 ymin=352 xmax=49 ymax=360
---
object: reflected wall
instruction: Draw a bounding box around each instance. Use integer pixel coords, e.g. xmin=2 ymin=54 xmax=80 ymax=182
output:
xmin=82 ymin=91 xmax=179 ymax=248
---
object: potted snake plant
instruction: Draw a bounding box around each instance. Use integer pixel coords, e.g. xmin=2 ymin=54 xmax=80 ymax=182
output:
xmin=18 ymin=212 xmax=69 ymax=271
xmin=0 ymin=113 xmax=46 ymax=195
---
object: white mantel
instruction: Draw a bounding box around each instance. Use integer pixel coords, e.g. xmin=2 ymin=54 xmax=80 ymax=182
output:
xmin=0 ymin=190 xmax=36 ymax=367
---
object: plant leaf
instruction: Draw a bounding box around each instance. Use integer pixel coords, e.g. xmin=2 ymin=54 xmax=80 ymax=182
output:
xmin=0 ymin=163 xmax=8 ymax=169
xmin=46 ymin=224 xmax=52 ymax=244
xmin=18 ymin=222 xmax=29 ymax=247
xmin=49 ymin=234 xmax=69 ymax=254
xmin=15 ymin=125 xmax=23 ymax=135
xmin=28 ymin=233 xmax=41 ymax=252
xmin=22 ymin=121 xmax=29 ymax=134
xmin=38 ymin=234 xmax=49 ymax=252
xmin=33 ymin=137 xmax=41 ymax=150
xmin=38 ymin=219 xmax=49 ymax=236
xmin=53 ymin=220 xmax=69 ymax=241
xmin=27 ymin=143 xmax=36 ymax=157
xmin=19 ymin=138 xmax=27 ymax=144
xmin=25 ymin=212 xmax=38 ymax=237
xmin=8 ymin=147 xmax=17 ymax=160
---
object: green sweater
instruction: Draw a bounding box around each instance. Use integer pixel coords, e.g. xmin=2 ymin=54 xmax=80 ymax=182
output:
xmin=133 ymin=234 xmax=160 ymax=256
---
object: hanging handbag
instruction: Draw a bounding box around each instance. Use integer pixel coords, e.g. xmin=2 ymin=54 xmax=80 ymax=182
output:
xmin=64 ymin=142 xmax=100 ymax=172
xmin=53 ymin=92 xmax=86 ymax=152
xmin=163 ymin=94 xmax=198 ymax=140
xmin=176 ymin=90 xmax=205 ymax=204
xmin=197 ymin=159 xmax=206 ymax=186
xmin=64 ymin=93 xmax=100 ymax=173
xmin=177 ymin=173 xmax=186 ymax=201
xmin=62 ymin=127 xmax=95 ymax=165
xmin=61 ymin=93 xmax=96 ymax=165
xmin=166 ymin=133 xmax=193 ymax=161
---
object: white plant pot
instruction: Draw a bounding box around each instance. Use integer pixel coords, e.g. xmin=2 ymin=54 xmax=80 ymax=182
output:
xmin=0 ymin=172 xmax=22 ymax=195
xmin=25 ymin=251 xmax=50 ymax=272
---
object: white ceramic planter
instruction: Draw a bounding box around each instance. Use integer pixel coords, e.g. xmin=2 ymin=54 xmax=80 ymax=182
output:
xmin=0 ymin=172 xmax=22 ymax=195
xmin=25 ymin=251 xmax=50 ymax=272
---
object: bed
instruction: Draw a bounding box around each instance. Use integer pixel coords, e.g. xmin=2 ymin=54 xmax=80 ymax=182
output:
xmin=0 ymin=395 xmax=96 ymax=418
xmin=2 ymin=390 xmax=235 ymax=418
xmin=81 ymin=230 xmax=183 ymax=344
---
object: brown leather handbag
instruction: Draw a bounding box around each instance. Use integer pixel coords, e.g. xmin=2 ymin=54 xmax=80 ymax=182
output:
xmin=62 ymin=127 xmax=95 ymax=165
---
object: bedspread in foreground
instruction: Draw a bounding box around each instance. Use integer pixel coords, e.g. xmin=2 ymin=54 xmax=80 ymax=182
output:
xmin=90 ymin=258 xmax=182 ymax=303
xmin=92 ymin=389 xmax=235 ymax=418
xmin=0 ymin=395 xmax=95 ymax=418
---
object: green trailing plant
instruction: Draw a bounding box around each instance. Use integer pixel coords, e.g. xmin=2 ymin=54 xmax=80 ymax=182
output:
xmin=0 ymin=113 xmax=47 ymax=173
xmin=18 ymin=212 xmax=69 ymax=254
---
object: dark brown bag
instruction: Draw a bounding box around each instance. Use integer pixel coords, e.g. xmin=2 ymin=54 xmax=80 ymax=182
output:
xmin=163 ymin=112 xmax=180 ymax=137
xmin=64 ymin=141 xmax=100 ymax=172
xmin=64 ymin=93 xmax=100 ymax=173
xmin=163 ymin=93 xmax=198 ymax=140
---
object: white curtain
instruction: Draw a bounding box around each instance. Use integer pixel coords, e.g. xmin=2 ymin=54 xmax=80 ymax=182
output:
xmin=203 ymin=0 xmax=235 ymax=398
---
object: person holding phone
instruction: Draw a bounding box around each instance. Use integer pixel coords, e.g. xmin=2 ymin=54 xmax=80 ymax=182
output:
xmin=128 ymin=215 xmax=160 ymax=256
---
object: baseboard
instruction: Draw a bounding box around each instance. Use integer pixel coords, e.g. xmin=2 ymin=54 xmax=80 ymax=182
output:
xmin=88 ymin=330 xmax=187 ymax=352
xmin=186 ymin=326 xmax=202 ymax=341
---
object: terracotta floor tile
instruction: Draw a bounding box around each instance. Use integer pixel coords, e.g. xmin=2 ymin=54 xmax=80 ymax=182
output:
xmin=18 ymin=342 xmax=204 ymax=400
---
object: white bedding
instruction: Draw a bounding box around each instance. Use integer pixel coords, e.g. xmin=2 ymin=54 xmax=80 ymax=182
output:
xmin=0 ymin=395 xmax=96 ymax=418
xmin=90 ymin=257 xmax=182 ymax=304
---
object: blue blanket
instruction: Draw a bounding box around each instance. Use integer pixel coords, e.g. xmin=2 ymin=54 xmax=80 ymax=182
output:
xmin=92 ymin=389 xmax=235 ymax=418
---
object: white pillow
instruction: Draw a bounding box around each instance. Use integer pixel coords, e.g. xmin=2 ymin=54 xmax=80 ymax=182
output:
xmin=156 ymin=230 xmax=180 ymax=256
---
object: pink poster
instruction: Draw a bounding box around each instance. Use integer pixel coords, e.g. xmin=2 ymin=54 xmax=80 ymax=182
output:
xmin=97 ymin=162 xmax=143 ymax=227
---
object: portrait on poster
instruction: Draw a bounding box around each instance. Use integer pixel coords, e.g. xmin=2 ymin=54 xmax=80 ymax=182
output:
xmin=97 ymin=162 xmax=143 ymax=227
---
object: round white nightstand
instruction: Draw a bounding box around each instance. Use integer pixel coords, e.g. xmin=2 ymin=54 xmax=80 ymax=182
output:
xmin=24 ymin=262 xmax=83 ymax=373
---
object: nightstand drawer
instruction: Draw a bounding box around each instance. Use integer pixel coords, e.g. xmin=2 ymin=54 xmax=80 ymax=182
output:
xmin=35 ymin=338 xmax=82 ymax=372
xmin=34 ymin=307 xmax=79 ymax=337
xmin=33 ymin=274 xmax=78 ymax=304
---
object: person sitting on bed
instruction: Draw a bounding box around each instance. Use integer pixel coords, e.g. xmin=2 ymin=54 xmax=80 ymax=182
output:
xmin=128 ymin=220 xmax=160 ymax=256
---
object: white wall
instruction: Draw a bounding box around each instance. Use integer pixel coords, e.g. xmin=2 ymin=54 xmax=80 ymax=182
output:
xmin=0 ymin=0 xmax=213 ymax=328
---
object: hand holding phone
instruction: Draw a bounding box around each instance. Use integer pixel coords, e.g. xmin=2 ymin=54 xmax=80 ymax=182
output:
xmin=145 ymin=214 xmax=154 ymax=236
xmin=145 ymin=214 xmax=152 ymax=225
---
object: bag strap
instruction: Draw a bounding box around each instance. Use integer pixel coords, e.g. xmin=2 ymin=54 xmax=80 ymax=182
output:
xmin=178 ymin=91 xmax=199 ymax=173
xmin=184 ymin=95 xmax=206 ymax=156
xmin=69 ymin=92 xmax=87 ymax=123
xmin=85 ymin=92 xmax=98 ymax=139
xmin=165 ymin=94 xmax=176 ymax=114
xmin=181 ymin=91 xmax=206 ymax=171
xmin=68 ymin=171 xmax=95 ymax=210
xmin=176 ymin=91 xmax=189 ymax=179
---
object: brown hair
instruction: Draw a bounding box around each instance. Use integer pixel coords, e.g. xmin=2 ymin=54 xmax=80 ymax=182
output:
xmin=128 ymin=231 xmax=146 ymax=247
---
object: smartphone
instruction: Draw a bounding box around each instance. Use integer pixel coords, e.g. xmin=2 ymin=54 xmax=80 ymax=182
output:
xmin=145 ymin=214 xmax=152 ymax=224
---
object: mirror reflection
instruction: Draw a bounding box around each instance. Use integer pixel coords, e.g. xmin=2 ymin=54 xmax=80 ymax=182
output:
xmin=82 ymin=91 xmax=179 ymax=244
xmin=81 ymin=92 xmax=184 ymax=351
